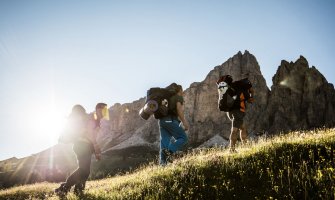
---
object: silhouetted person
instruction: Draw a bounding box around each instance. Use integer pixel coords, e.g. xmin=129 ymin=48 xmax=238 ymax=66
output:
xmin=55 ymin=103 xmax=108 ymax=197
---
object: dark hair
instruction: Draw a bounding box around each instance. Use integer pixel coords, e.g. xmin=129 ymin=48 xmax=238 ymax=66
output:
xmin=216 ymin=75 xmax=233 ymax=85
xmin=71 ymin=104 xmax=86 ymax=116
xmin=176 ymin=84 xmax=183 ymax=92
xmin=96 ymin=102 xmax=107 ymax=110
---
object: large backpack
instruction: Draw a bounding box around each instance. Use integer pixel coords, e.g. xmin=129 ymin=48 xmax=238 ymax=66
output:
xmin=231 ymin=78 xmax=254 ymax=103
xmin=218 ymin=81 xmax=236 ymax=112
xmin=217 ymin=76 xmax=254 ymax=112
xmin=58 ymin=116 xmax=88 ymax=144
xmin=145 ymin=83 xmax=179 ymax=119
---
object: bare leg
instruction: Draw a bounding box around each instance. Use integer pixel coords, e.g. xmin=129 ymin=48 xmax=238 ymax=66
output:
xmin=240 ymin=124 xmax=247 ymax=145
xmin=229 ymin=127 xmax=239 ymax=151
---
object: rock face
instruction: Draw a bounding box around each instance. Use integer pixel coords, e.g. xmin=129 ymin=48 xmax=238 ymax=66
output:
xmin=258 ymin=56 xmax=335 ymax=134
xmin=100 ymin=99 xmax=160 ymax=153
xmin=98 ymin=51 xmax=335 ymax=155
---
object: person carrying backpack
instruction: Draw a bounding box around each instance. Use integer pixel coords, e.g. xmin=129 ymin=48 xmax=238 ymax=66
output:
xmin=55 ymin=103 xmax=108 ymax=197
xmin=217 ymin=75 xmax=254 ymax=152
xmin=158 ymin=84 xmax=189 ymax=166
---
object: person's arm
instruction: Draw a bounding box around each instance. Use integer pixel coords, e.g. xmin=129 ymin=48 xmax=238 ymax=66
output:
xmin=176 ymin=102 xmax=189 ymax=131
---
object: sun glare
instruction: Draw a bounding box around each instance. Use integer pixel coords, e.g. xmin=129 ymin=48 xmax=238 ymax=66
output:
xmin=28 ymin=106 xmax=67 ymax=145
xmin=280 ymin=79 xmax=288 ymax=86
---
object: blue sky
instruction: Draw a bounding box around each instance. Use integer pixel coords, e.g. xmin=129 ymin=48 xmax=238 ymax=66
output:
xmin=0 ymin=0 xmax=334 ymax=160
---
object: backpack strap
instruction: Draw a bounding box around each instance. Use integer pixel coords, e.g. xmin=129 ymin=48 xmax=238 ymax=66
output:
xmin=168 ymin=94 xmax=184 ymax=117
xmin=239 ymin=93 xmax=246 ymax=112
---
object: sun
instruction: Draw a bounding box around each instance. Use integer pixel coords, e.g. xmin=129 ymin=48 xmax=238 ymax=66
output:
xmin=40 ymin=110 xmax=66 ymax=139
xmin=29 ymin=106 xmax=67 ymax=144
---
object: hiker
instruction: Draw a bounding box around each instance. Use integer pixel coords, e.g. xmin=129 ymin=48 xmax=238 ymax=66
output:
xmin=217 ymin=75 xmax=254 ymax=152
xmin=55 ymin=103 xmax=108 ymax=197
xmin=159 ymin=84 xmax=189 ymax=165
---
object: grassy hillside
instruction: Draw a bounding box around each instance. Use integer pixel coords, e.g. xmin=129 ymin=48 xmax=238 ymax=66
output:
xmin=0 ymin=128 xmax=334 ymax=200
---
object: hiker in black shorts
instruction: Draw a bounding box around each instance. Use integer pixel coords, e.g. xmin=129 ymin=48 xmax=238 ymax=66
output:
xmin=217 ymin=75 xmax=254 ymax=152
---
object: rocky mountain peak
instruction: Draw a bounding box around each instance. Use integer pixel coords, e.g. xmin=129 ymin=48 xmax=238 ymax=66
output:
xmin=216 ymin=50 xmax=263 ymax=79
xmin=97 ymin=51 xmax=335 ymax=153
xmin=262 ymin=55 xmax=335 ymax=134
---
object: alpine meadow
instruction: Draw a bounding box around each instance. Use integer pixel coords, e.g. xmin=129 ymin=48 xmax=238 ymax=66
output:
xmin=0 ymin=128 xmax=334 ymax=199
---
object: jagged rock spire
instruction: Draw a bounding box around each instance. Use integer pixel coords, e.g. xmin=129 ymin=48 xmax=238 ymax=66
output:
xmin=100 ymin=51 xmax=335 ymax=152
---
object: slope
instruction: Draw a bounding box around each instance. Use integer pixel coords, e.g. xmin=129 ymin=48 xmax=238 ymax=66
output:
xmin=0 ymin=128 xmax=334 ymax=199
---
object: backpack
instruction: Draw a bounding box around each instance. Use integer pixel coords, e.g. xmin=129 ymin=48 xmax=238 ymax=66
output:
xmin=217 ymin=81 xmax=236 ymax=112
xmin=58 ymin=116 xmax=88 ymax=144
xmin=231 ymin=78 xmax=254 ymax=103
xmin=217 ymin=76 xmax=254 ymax=112
xmin=145 ymin=83 xmax=179 ymax=119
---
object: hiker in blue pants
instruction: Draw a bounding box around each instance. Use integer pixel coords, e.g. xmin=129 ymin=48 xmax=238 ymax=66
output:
xmin=159 ymin=84 xmax=189 ymax=166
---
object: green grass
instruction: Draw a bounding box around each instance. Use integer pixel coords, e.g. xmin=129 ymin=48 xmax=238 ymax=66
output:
xmin=1 ymin=128 xmax=334 ymax=200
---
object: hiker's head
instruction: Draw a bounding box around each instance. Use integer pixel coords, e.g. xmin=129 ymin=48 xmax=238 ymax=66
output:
xmin=70 ymin=104 xmax=86 ymax=118
xmin=217 ymin=75 xmax=233 ymax=86
xmin=95 ymin=103 xmax=109 ymax=120
xmin=176 ymin=84 xmax=183 ymax=96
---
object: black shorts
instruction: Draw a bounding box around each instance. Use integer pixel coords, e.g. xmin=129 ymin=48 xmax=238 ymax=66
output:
xmin=227 ymin=109 xmax=245 ymax=129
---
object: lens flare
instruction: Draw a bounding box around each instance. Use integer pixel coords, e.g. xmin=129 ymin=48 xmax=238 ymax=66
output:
xmin=101 ymin=106 xmax=110 ymax=120
xmin=280 ymin=79 xmax=288 ymax=86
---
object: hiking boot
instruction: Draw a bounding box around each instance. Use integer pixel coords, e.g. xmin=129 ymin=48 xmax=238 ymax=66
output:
xmin=74 ymin=182 xmax=85 ymax=197
xmin=229 ymin=148 xmax=237 ymax=153
xmin=174 ymin=150 xmax=185 ymax=158
xmin=55 ymin=183 xmax=70 ymax=198
xmin=162 ymin=149 xmax=173 ymax=163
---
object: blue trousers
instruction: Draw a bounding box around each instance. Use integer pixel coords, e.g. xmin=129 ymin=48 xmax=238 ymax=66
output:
xmin=159 ymin=116 xmax=188 ymax=165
